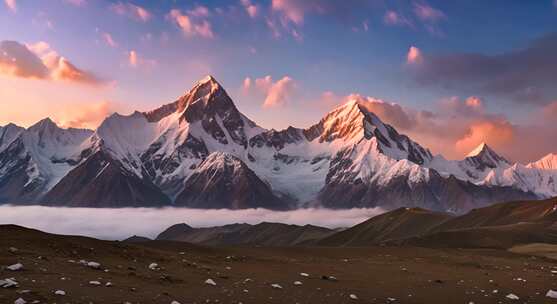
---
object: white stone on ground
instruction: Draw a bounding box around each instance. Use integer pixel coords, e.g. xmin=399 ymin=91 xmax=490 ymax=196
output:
xmin=1 ymin=278 xmax=19 ymax=288
xmin=87 ymin=262 xmax=101 ymax=269
xmin=149 ymin=263 xmax=159 ymax=270
xmin=7 ymin=263 xmax=23 ymax=271
xmin=300 ymin=273 xmax=309 ymax=277
xmin=14 ymin=298 xmax=26 ymax=304
xmin=349 ymin=294 xmax=358 ymax=300
xmin=271 ymin=284 xmax=283 ymax=289
xmin=54 ymin=290 xmax=66 ymax=296
xmin=205 ymin=279 xmax=217 ymax=286
xmin=547 ymin=290 xmax=557 ymax=299
xmin=171 ymin=301 xmax=181 ymax=304
xmin=506 ymin=294 xmax=519 ymax=300
xmin=89 ymin=281 xmax=101 ymax=286
xmin=294 ymin=281 xmax=303 ymax=286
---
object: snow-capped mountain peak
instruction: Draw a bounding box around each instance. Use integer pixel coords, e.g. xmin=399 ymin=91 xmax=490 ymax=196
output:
xmin=527 ymin=153 xmax=557 ymax=170
xmin=464 ymin=142 xmax=509 ymax=169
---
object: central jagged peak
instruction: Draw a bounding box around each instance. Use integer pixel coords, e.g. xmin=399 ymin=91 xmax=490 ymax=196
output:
xmin=464 ymin=142 xmax=509 ymax=168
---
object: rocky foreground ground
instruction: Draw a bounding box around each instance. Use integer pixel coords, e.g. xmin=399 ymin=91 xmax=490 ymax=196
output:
xmin=1 ymin=225 xmax=557 ymax=304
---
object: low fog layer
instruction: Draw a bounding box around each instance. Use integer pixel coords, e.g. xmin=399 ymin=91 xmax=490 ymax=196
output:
xmin=0 ymin=206 xmax=384 ymax=240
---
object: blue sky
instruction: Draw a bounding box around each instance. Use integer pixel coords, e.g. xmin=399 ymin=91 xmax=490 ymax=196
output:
xmin=1 ymin=0 xmax=557 ymax=162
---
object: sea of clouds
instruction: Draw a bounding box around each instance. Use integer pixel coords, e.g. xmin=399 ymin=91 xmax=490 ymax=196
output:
xmin=0 ymin=206 xmax=385 ymax=240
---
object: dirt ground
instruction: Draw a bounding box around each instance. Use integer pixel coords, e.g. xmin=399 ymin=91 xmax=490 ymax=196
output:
xmin=1 ymin=225 xmax=557 ymax=304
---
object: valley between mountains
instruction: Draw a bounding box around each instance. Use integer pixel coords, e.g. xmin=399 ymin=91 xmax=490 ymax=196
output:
xmin=1 ymin=76 xmax=556 ymax=212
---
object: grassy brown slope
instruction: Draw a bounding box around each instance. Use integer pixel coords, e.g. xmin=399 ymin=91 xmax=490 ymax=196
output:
xmin=316 ymin=207 xmax=453 ymax=246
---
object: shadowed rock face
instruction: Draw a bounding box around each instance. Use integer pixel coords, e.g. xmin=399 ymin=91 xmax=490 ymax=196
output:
xmin=174 ymin=152 xmax=287 ymax=210
xmin=42 ymin=151 xmax=170 ymax=207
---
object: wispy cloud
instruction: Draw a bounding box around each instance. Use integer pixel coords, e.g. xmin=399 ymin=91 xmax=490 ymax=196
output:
xmin=412 ymin=2 xmax=446 ymax=23
xmin=167 ymin=8 xmax=214 ymax=39
xmin=110 ymin=2 xmax=151 ymax=22
xmin=240 ymin=0 xmax=259 ymax=18
xmin=383 ymin=10 xmax=413 ymax=27
xmin=101 ymin=32 xmax=117 ymax=48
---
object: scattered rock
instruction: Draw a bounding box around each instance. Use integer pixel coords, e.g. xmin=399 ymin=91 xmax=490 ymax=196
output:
xmin=89 ymin=280 xmax=101 ymax=286
xmin=171 ymin=301 xmax=181 ymax=304
xmin=205 ymin=279 xmax=217 ymax=286
xmin=6 ymin=263 xmax=23 ymax=271
xmin=8 ymin=247 xmax=18 ymax=253
xmin=1 ymin=278 xmax=19 ymax=288
xmin=54 ymin=290 xmax=66 ymax=296
xmin=14 ymin=298 xmax=26 ymax=304
xmin=546 ymin=290 xmax=557 ymax=299
xmin=87 ymin=261 xmax=101 ymax=269
xmin=294 ymin=281 xmax=303 ymax=286
xmin=105 ymin=282 xmax=113 ymax=287
xmin=506 ymin=294 xmax=519 ymax=300
xmin=349 ymin=294 xmax=358 ymax=300
xmin=271 ymin=284 xmax=283 ymax=289
xmin=300 ymin=273 xmax=309 ymax=277
xmin=321 ymin=275 xmax=337 ymax=281
xmin=149 ymin=263 xmax=159 ymax=271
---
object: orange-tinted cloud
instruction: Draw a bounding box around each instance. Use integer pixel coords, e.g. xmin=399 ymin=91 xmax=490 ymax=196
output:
xmin=30 ymin=41 xmax=105 ymax=86
xmin=455 ymin=119 xmax=515 ymax=155
xmin=56 ymin=101 xmax=115 ymax=129
xmin=110 ymin=2 xmax=151 ymax=22
xmin=406 ymin=46 xmax=423 ymax=64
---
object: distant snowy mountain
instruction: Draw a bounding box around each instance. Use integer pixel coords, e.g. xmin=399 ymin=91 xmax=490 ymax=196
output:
xmin=0 ymin=76 xmax=553 ymax=212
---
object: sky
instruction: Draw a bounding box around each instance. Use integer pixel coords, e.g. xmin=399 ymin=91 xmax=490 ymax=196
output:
xmin=1 ymin=0 xmax=557 ymax=163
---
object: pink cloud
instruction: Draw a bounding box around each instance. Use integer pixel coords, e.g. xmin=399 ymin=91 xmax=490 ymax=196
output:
xmin=0 ymin=40 xmax=105 ymax=86
xmin=102 ymin=32 xmax=117 ymax=48
xmin=4 ymin=0 xmax=16 ymax=12
xmin=383 ymin=10 xmax=413 ymax=27
xmin=168 ymin=9 xmax=215 ymax=39
xmin=110 ymin=2 xmax=151 ymax=22
xmin=243 ymin=75 xmax=297 ymax=108
xmin=272 ymin=0 xmax=306 ymax=25
xmin=406 ymin=46 xmax=423 ymax=64
xmin=241 ymin=0 xmax=258 ymax=18
xmin=127 ymin=49 xmax=156 ymax=69
xmin=188 ymin=5 xmax=210 ymax=18
xmin=413 ymin=2 xmax=446 ymax=23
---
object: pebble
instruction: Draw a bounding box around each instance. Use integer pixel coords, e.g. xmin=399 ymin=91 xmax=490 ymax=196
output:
xmin=349 ymin=294 xmax=358 ymax=300
xmin=506 ymin=293 xmax=519 ymax=300
xmin=149 ymin=263 xmax=159 ymax=270
xmin=294 ymin=281 xmax=303 ymax=286
xmin=271 ymin=284 xmax=283 ymax=289
xmin=547 ymin=290 xmax=557 ymax=299
xmin=300 ymin=273 xmax=309 ymax=277
xmin=6 ymin=263 xmax=23 ymax=271
xmin=205 ymin=279 xmax=217 ymax=286
xmin=54 ymin=290 xmax=66 ymax=296
xmin=87 ymin=262 xmax=101 ymax=269
xmin=14 ymin=298 xmax=26 ymax=304
xmin=89 ymin=280 xmax=101 ymax=286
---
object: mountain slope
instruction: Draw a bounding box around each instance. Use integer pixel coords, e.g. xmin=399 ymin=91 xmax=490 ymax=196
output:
xmin=156 ymin=222 xmax=334 ymax=246
xmin=42 ymin=150 xmax=170 ymax=207
xmin=174 ymin=152 xmax=287 ymax=209
xmin=317 ymin=207 xmax=453 ymax=246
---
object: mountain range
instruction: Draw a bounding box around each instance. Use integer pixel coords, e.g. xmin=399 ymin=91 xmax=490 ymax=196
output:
xmin=1 ymin=75 xmax=556 ymax=212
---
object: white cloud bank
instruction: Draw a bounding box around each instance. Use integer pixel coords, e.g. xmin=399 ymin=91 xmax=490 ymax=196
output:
xmin=0 ymin=206 xmax=384 ymax=241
